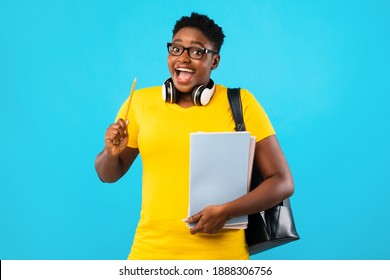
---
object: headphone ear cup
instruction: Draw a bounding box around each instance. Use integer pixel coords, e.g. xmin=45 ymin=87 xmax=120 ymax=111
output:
xmin=162 ymin=78 xmax=177 ymax=103
xmin=192 ymin=85 xmax=206 ymax=106
xmin=192 ymin=79 xmax=215 ymax=106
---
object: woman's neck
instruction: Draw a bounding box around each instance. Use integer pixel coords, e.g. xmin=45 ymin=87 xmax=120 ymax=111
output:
xmin=176 ymin=91 xmax=195 ymax=108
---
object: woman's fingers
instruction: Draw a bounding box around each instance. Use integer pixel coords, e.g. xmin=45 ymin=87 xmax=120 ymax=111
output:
xmin=104 ymin=119 xmax=129 ymax=154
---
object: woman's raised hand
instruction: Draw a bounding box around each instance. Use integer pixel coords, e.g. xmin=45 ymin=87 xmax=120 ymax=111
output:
xmin=104 ymin=118 xmax=129 ymax=157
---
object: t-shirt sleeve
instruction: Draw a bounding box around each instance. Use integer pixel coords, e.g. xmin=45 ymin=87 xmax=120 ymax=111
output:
xmin=240 ymin=89 xmax=275 ymax=142
xmin=115 ymin=91 xmax=140 ymax=148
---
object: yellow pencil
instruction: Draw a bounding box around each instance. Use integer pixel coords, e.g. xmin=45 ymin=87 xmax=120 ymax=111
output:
xmin=125 ymin=77 xmax=137 ymax=122
xmin=113 ymin=78 xmax=136 ymax=146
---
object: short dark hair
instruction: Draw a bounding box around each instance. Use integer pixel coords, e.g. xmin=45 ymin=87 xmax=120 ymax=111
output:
xmin=172 ymin=12 xmax=225 ymax=53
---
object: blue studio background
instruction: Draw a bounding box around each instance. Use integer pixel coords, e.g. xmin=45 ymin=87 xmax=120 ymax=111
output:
xmin=1 ymin=0 xmax=389 ymax=260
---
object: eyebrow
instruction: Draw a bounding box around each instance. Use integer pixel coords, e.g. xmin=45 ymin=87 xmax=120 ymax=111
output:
xmin=172 ymin=39 xmax=206 ymax=48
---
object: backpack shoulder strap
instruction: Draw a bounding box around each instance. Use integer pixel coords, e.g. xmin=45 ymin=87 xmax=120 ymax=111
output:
xmin=227 ymin=88 xmax=246 ymax=131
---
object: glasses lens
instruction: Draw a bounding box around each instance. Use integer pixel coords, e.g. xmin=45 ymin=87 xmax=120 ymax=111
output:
xmin=168 ymin=43 xmax=183 ymax=56
xmin=188 ymin=47 xmax=204 ymax=59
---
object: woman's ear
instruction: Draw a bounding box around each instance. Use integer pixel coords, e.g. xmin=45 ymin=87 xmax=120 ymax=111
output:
xmin=211 ymin=54 xmax=220 ymax=70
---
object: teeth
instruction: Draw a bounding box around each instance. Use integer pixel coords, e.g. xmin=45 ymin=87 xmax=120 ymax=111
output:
xmin=176 ymin=68 xmax=194 ymax=73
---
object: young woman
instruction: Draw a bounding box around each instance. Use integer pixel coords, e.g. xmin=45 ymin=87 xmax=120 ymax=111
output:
xmin=95 ymin=12 xmax=294 ymax=260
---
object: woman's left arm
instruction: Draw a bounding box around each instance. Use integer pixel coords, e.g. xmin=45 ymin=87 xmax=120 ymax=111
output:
xmin=188 ymin=134 xmax=294 ymax=234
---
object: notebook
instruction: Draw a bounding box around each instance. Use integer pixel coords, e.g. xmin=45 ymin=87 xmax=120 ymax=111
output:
xmin=188 ymin=131 xmax=256 ymax=229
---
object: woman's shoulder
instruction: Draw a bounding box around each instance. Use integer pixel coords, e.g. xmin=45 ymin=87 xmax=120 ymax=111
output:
xmin=215 ymin=84 xmax=257 ymax=104
xmin=131 ymin=85 xmax=162 ymax=103
xmin=133 ymin=85 xmax=161 ymax=96
xmin=215 ymin=84 xmax=252 ymax=94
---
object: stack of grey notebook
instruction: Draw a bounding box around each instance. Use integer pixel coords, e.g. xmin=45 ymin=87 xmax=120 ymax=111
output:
xmin=187 ymin=131 xmax=256 ymax=229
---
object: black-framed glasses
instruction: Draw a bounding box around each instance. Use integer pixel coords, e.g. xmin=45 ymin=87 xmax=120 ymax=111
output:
xmin=167 ymin=42 xmax=218 ymax=60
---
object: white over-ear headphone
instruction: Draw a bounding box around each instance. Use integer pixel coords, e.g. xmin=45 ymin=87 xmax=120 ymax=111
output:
xmin=162 ymin=78 xmax=215 ymax=106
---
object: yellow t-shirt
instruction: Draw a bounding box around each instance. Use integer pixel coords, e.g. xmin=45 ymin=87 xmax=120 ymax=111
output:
xmin=116 ymin=84 xmax=275 ymax=260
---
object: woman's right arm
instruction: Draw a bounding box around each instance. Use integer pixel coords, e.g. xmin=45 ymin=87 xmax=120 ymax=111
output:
xmin=95 ymin=118 xmax=139 ymax=183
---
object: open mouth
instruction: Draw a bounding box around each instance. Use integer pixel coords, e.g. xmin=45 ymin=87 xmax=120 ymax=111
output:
xmin=175 ymin=67 xmax=195 ymax=83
